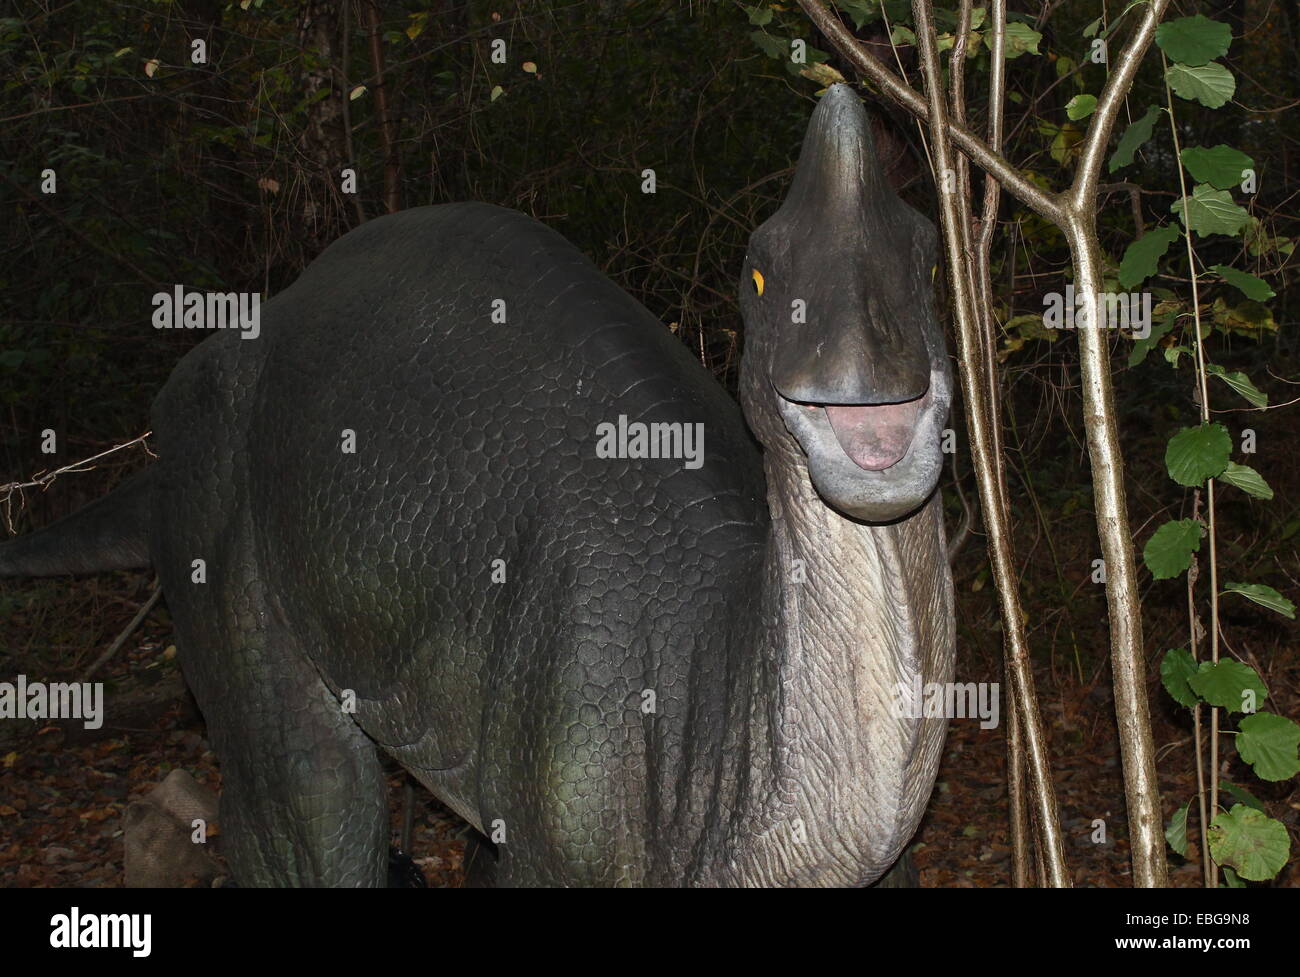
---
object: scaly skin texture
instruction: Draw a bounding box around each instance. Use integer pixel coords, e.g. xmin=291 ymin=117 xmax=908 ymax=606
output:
xmin=150 ymin=198 xmax=950 ymax=886
xmin=153 ymin=203 xmax=777 ymax=885
xmin=1 ymin=86 xmax=955 ymax=886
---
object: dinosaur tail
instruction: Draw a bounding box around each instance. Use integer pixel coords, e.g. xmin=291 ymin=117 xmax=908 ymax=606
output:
xmin=0 ymin=468 xmax=154 ymax=577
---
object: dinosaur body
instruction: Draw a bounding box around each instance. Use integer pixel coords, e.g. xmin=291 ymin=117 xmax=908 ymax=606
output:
xmin=1 ymin=86 xmax=954 ymax=886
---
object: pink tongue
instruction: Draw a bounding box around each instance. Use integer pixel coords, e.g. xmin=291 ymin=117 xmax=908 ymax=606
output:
xmin=824 ymin=400 xmax=922 ymax=471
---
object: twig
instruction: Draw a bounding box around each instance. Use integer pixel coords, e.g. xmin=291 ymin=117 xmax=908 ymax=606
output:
xmin=80 ymin=581 xmax=163 ymax=683
xmin=1 ymin=434 xmax=153 ymax=534
xmin=911 ymin=0 xmax=1070 ymax=886
xmin=796 ymin=0 xmax=1065 ymax=223
xmin=1163 ymin=54 xmax=1220 ymax=887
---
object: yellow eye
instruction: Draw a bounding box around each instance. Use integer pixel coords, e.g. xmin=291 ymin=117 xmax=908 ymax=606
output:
xmin=751 ymin=268 xmax=765 ymax=296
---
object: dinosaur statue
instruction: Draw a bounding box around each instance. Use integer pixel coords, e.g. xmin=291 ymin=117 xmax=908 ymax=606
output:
xmin=0 ymin=84 xmax=954 ymax=886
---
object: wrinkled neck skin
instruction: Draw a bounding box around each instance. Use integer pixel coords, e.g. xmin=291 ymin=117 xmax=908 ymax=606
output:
xmin=711 ymin=390 xmax=954 ymax=887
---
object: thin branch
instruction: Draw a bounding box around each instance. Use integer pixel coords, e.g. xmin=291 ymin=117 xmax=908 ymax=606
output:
xmin=1163 ymin=58 xmax=1220 ymax=887
xmin=1069 ymin=0 xmax=1173 ymax=212
xmin=363 ymin=0 xmax=402 ymax=213
xmin=795 ymin=0 xmax=1065 ymax=223
xmin=80 ymin=581 xmax=163 ymax=683
xmin=911 ymin=0 xmax=1070 ymax=887
xmin=1 ymin=433 xmax=154 ymax=535
xmin=978 ymin=0 xmax=1034 ymax=887
xmin=1057 ymin=5 xmax=1173 ymax=879
xmin=1186 ymin=492 xmax=1213 ymax=887
xmin=339 ymin=0 xmax=368 ymax=225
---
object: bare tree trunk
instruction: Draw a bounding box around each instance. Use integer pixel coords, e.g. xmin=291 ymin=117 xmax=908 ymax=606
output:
xmin=1061 ymin=0 xmax=1172 ymax=888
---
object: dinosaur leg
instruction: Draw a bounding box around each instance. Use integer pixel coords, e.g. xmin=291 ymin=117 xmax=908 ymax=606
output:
xmin=219 ymin=672 xmax=387 ymax=885
xmin=175 ymin=594 xmax=389 ymax=886
xmin=204 ymin=635 xmax=390 ymax=887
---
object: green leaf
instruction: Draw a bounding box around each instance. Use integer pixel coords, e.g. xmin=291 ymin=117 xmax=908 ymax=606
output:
xmin=1171 ymin=185 xmax=1250 ymax=238
xmin=1204 ymin=364 xmax=1269 ymax=408
xmin=987 ymin=21 xmax=1041 ymax=58
xmin=1217 ymin=461 xmax=1273 ymax=499
xmin=1180 ymin=145 xmax=1254 ymax=189
xmin=1212 ymin=299 xmax=1278 ymax=336
xmin=1221 ymin=866 xmax=1245 ymax=887
xmin=1040 ymin=120 xmax=1081 ymax=166
xmin=1065 ymin=94 xmax=1096 ymax=120
xmin=1003 ymin=314 xmax=1058 ymax=341
xmin=890 ymin=25 xmax=917 ymax=47
xmin=1222 ymin=582 xmax=1296 ymax=619
xmin=1235 ymin=713 xmax=1300 ymax=782
xmin=1118 ymin=224 xmax=1180 ymax=289
xmin=801 ymin=61 xmax=847 ymax=87
xmin=1165 ymin=423 xmax=1231 ymax=486
xmin=746 ymin=4 xmax=773 ymax=26
xmin=1245 ymin=220 xmax=1295 ymax=258
xmin=1220 ymin=781 xmax=1267 ymax=814
xmin=1082 ymin=16 xmax=1103 ymax=38
xmin=749 ymin=30 xmax=789 ymax=59
xmin=1128 ymin=312 xmax=1176 ymax=366
xmin=1207 ymin=805 xmax=1290 ymax=881
xmin=1108 ymin=106 xmax=1161 ymax=172
xmin=1208 ymin=264 xmax=1275 ymax=301
xmin=1165 ymin=801 xmax=1190 ymax=857
xmin=1187 ymin=659 xmax=1268 ymax=713
xmin=1143 ymin=519 xmax=1205 ymax=580
xmin=1160 ymin=648 xmax=1200 ymax=708
xmin=1165 ymin=61 xmax=1236 ymax=109
xmin=1155 ymin=15 xmax=1233 ymax=66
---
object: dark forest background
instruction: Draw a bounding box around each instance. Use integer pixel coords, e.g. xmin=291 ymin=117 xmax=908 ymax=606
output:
xmin=0 ymin=0 xmax=1296 ymax=886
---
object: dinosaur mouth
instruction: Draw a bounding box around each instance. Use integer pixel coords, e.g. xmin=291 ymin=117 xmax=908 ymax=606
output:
xmin=793 ymin=387 xmax=932 ymax=472
xmin=772 ymin=371 xmax=948 ymax=522
xmin=822 ymin=392 xmax=929 ymax=470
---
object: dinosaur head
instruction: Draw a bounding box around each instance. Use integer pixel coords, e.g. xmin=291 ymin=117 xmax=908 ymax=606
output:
xmin=739 ymin=84 xmax=951 ymax=523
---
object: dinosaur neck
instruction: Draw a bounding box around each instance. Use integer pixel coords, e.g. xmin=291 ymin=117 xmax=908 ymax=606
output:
xmin=723 ymin=434 xmax=952 ymax=886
